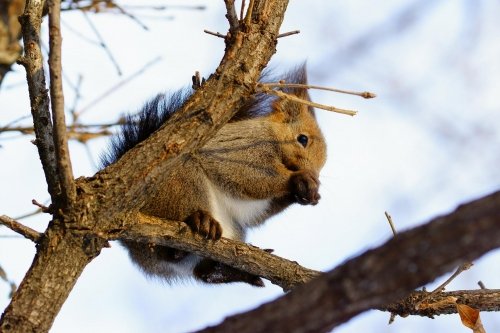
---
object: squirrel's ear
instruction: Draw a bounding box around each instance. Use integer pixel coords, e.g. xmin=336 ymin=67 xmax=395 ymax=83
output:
xmin=269 ymin=64 xmax=314 ymax=122
xmin=281 ymin=64 xmax=309 ymax=98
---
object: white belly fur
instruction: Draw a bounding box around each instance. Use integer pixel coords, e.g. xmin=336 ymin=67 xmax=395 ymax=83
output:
xmin=207 ymin=182 xmax=270 ymax=239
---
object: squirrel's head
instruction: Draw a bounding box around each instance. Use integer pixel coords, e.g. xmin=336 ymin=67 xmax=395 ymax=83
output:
xmin=267 ymin=66 xmax=327 ymax=177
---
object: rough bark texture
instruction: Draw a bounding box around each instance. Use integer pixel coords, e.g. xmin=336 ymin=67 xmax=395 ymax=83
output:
xmin=195 ymin=190 xmax=500 ymax=333
xmin=48 ymin=0 xmax=76 ymax=206
xmin=121 ymin=214 xmax=320 ymax=291
xmin=0 ymin=227 xmax=102 ymax=332
xmin=1 ymin=1 xmax=291 ymax=332
xmin=381 ymin=289 xmax=500 ymax=317
xmin=17 ymin=0 xmax=61 ymax=202
xmin=2 ymin=1 xmax=500 ymax=332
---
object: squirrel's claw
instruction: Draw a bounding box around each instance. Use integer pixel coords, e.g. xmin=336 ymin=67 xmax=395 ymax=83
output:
xmin=185 ymin=210 xmax=223 ymax=240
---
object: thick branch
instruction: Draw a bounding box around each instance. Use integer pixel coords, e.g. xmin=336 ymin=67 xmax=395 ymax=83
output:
xmin=48 ymin=0 xmax=76 ymax=205
xmin=18 ymin=0 xmax=61 ymax=202
xmin=118 ymin=214 xmax=319 ymax=291
xmin=1 ymin=2 xmax=291 ymax=332
xmin=0 ymin=228 xmax=104 ymax=332
xmin=196 ymin=190 xmax=500 ymax=333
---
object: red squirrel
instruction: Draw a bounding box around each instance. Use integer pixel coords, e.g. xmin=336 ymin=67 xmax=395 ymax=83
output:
xmin=101 ymin=65 xmax=327 ymax=286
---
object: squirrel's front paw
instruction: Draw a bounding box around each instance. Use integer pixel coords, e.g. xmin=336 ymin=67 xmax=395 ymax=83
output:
xmin=290 ymin=170 xmax=321 ymax=205
xmin=185 ymin=210 xmax=223 ymax=240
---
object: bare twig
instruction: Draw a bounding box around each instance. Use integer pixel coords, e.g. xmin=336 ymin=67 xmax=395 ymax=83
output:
xmin=48 ymin=0 xmax=76 ymax=206
xmin=82 ymin=11 xmax=122 ymax=75
xmin=243 ymin=0 xmax=255 ymax=27
xmin=111 ymin=2 xmax=149 ymax=31
xmin=203 ymin=29 xmax=226 ymax=38
xmin=32 ymin=199 xmax=50 ymax=212
xmin=76 ymin=56 xmax=162 ymax=116
xmin=240 ymin=0 xmax=246 ymax=21
xmin=259 ymin=82 xmax=376 ymax=99
xmin=0 ymin=265 xmax=17 ymax=298
xmin=277 ymin=30 xmax=300 ymax=38
xmin=385 ymin=211 xmax=397 ymax=236
xmin=60 ymin=19 xmax=101 ymax=45
xmin=18 ymin=0 xmax=61 ymax=202
xmin=68 ymin=74 xmax=83 ymax=118
xmin=259 ymin=85 xmax=358 ymax=116
xmin=224 ymin=0 xmax=239 ymax=30
xmin=415 ymin=262 xmax=474 ymax=310
xmin=0 ymin=123 xmax=116 ymax=143
xmin=0 ymin=215 xmax=42 ymax=242
xmin=13 ymin=208 xmax=43 ymax=221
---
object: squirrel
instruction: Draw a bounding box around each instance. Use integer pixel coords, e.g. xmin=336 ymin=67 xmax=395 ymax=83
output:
xmin=101 ymin=65 xmax=327 ymax=286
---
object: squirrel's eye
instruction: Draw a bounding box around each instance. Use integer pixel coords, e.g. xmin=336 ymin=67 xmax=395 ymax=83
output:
xmin=297 ymin=134 xmax=309 ymax=147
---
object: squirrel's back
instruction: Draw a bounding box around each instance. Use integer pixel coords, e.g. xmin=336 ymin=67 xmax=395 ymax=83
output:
xmin=102 ymin=65 xmax=327 ymax=286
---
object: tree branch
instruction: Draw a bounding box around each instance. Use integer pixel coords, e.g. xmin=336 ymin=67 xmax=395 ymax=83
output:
xmin=118 ymin=213 xmax=319 ymax=291
xmin=18 ymin=0 xmax=61 ymax=202
xmin=48 ymin=0 xmax=76 ymax=206
xmin=380 ymin=289 xmax=500 ymax=317
xmin=195 ymin=190 xmax=500 ymax=333
xmin=1 ymin=2 xmax=291 ymax=332
xmin=0 ymin=215 xmax=42 ymax=242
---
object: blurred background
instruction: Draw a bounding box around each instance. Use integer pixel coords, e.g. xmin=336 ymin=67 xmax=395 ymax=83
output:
xmin=1 ymin=1 xmax=499 ymax=332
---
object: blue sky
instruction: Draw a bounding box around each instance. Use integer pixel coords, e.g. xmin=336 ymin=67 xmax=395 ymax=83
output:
xmin=1 ymin=1 xmax=499 ymax=332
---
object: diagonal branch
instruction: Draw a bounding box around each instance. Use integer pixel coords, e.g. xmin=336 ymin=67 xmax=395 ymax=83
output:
xmin=48 ymin=0 xmax=76 ymax=206
xmin=0 ymin=215 xmax=42 ymax=242
xmin=118 ymin=213 xmax=320 ymax=291
xmin=195 ymin=190 xmax=500 ymax=333
xmin=1 ymin=2 xmax=292 ymax=332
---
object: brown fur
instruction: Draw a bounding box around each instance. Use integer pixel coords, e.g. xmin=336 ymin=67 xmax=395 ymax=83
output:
xmin=121 ymin=67 xmax=327 ymax=286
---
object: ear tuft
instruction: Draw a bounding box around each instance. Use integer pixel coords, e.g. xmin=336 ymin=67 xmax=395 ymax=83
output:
xmin=281 ymin=63 xmax=308 ymax=98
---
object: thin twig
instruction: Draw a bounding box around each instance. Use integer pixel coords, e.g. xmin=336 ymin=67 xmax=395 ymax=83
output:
xmin=0 ymin=265 xmax=17 ymax=298
xmin=32 ymin=199 xmax=50 ymax=212
xmin=82 ymin=11 xmax=122 ymax=76
xmin=277 ymin=30 xmax=300 ymax=38
xmin=60 ymin=19 xmax=101 ymax=46
xmin=0 ymin=115 xmax=32 ymax=132
xmin=240 ymin=0 xmax=246 ymax=21
xmin=49 ymin=0 xmax=76 ymax=205
xmin=0 ymin=215 xmax=42 ymax=242
xmin=119 ymin=4 xmax=206 ymax=11
xmin=69 ymin=74 xmax=83 ymax=119
xmin=244 ymin=0 xmax=255 ymax=27
xmin=224 ymin=0 xmax=239 ymax=30
xmin=76 ymin=56 xmax=162 ymax=116
xmin=13 ymin=208 xmax=43 ymax=221
xmin=112 ymin=2 xmax=149 ymax=31
xmin=259 ymin=85 xmax=358 ymax=116
xmin=259 ymin=82 xmax=376 ymax=99
xmin=203 ymin=29 xmax=226 ymax=38
xmin=415 ymin=262 xmax=474 ymax=310
xmin=385 ymin=211 xmax=397 ymax=236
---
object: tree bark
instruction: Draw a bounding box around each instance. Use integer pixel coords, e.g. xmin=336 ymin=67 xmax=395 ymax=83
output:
xmin=0 ymin=1 xmax=291 ymax=332
xmin=194 ymin=190 xmax=500 ymax=333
